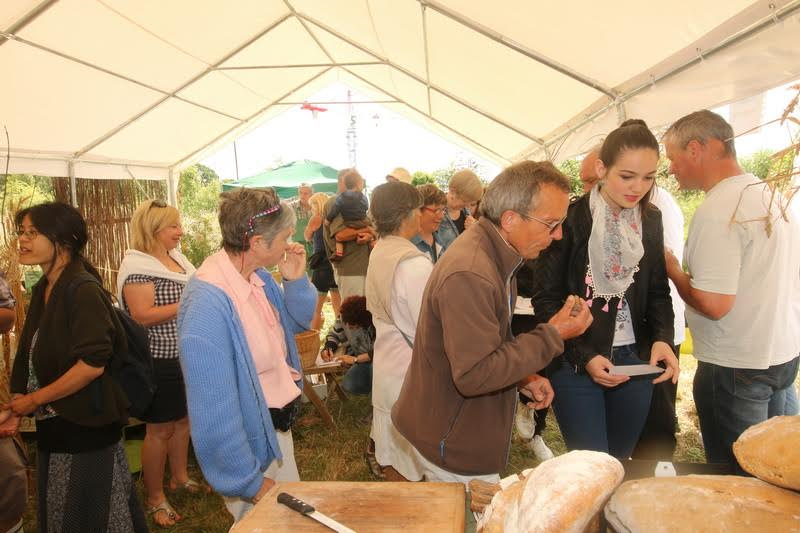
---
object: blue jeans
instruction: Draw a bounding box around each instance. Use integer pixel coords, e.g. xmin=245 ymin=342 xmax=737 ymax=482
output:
xmin=694 ymin=355 xmax=799 ymax=473
xmin=550 ymin=344 xmax=654 ymax=458
xmin=769 ymin=380 xmax=799 ymax=417
xmin=342 ymin=362 xmax=372 ymax=395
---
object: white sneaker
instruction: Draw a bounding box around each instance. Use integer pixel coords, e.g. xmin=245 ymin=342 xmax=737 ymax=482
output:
xmin=530 ymin=435 xmax=554 ymax=462
xmin=514 ymin=402 xmax=535 ymax=440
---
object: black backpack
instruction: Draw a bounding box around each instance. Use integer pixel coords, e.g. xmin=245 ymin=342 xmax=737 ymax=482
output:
xmin=66 ymin=273 xmax=156 ymax=419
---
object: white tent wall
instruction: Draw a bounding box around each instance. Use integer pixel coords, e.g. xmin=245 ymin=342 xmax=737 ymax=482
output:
xmin=2 ymin=0 xmax=799 ymax=188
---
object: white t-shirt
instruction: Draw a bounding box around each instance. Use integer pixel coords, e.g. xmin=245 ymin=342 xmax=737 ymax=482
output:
xmin=650 ymin=186 xmax=687 ymax=346
xmin=684 ymin=174 xmax=800 ymax=369
xmin=612 ymin=299 xmax=636 ymax=347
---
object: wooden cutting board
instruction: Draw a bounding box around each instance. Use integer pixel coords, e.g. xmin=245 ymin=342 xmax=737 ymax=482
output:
xmin=231 ymin=481 xmax=465 ymax=533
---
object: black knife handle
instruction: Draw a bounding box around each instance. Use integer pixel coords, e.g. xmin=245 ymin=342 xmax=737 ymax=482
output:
xmin=277 ymin=492 xmax=316 ymax=515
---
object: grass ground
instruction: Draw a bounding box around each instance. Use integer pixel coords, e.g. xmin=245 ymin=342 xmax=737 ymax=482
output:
xmin=19 ymin=305 xmax=797 ymax=531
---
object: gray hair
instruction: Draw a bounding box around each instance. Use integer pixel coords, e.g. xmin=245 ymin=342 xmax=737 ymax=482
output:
xmin=480 ymin=161 xmax=570 ymax=224
xmin=218 ymin=187 xmax=296 ymax=252
xmin=370 ymin=181 xmax=422 ymax=236
xmin=663 ymin=109 xmax=736 ymax=157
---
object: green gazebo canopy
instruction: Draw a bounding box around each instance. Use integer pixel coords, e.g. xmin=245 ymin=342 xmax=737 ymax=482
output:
xmin=222 ymin=159 xmax=339 ymax=198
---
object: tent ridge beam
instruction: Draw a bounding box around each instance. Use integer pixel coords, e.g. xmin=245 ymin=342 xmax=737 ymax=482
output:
xmin=526 ymin=0 xmax=800 ymax=161
xmin=342 ymin=66 xmax=509 ymax=164
xmin=280 ymin=100 xmax=398 ymax=105
xmin=0 ymin=0 xmax=58 ymax=47
xmin=218 ymin=61 xmax=382 ymax=70
xmin=284 ymin=0 xmax=337 ymax=63
xmin=172 ymin=67 xmax=334 ymax=170
xmin=418 ymin=0 xmax=617 ymax=100
xmin=294 ymin=11 xmax=545 ymax=146
xmin=73 ymin=12 xmax=294 ymax=158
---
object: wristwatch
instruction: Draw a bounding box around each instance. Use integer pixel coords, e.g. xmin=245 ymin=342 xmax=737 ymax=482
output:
xmin=352 ymin=356 xmax=359 ymax=364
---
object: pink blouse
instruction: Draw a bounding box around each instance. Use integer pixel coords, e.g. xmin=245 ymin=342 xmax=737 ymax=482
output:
xmin=196 ymin=250 xmax=301 ymax=408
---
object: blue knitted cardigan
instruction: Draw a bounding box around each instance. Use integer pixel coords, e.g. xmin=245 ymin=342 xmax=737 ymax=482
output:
xmin=177 ymin=270 xmax=315 ymax=499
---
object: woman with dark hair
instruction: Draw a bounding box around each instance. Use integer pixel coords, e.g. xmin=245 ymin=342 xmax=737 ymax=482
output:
xmin=320 ymin=295 xmax=375 ymax=395
xmin=5 ymin=202 xmax=147 ymax=532
xmin=531 ymin=119 xmax=680 ymax=458
xmin=365 ymin=181 xmax=430 ymax=481
xmin=177 ymin=187 xmax=316 ymax=524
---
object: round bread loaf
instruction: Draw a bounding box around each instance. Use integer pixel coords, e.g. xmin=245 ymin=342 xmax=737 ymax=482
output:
xmin=733 ymin=415 xmax=800 ymax=490
xmin=605 ymin=475 xmax=800 ymax=533
xmin=478 ymin=450 xmax=623 ymax=533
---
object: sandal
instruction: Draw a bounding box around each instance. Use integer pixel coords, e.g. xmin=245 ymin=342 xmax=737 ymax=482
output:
xmin=147 ymin=500 xmax=181 ymax=528
xmin=365 ymin=439 xmax=385 ymax=479
xmin=169 ymin=478 xmax=211 ymax=494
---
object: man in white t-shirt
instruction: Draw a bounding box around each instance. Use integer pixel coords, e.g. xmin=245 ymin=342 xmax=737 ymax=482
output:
xmin=663 ymin=110 xmax=800 ymax=472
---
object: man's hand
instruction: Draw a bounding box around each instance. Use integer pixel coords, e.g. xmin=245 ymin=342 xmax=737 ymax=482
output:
xmin=547 ymin=296 xmax=593 ymax=340
xmin=0 ymin=409 xmax=20 ymax=437
xmin=650 ymin=341 xmax=680 ymax=385
xmin=278 ymin=243 xmax=307 ymax=281
xmin=518 ymin=374 xmax=554 ymax=409
xmin=356 ymin=231 xmax=374 ymax=245
xmin=585 ymin=355 xmax=630 ymax=387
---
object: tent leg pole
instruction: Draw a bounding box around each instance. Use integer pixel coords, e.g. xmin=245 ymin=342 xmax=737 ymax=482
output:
xmin=68 ymin=161 xmax=78 ymax=207
xmin=167 ymin=169 xmax=178 ymax=207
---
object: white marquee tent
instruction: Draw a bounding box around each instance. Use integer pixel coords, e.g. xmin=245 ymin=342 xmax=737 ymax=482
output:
xmin=2 ymin=0 xmax=800 ymax=203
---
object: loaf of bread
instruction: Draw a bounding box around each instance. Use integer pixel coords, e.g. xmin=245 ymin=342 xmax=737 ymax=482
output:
xmin=733 ymin=415 xmax=800 ymax=490
xmin=477 ymin=450 xmax=623 ymax=533
xmin=605 ymin=475 xmax=800 ymax=533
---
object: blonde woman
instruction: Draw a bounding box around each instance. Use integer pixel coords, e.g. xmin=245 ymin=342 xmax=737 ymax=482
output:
xmin=117 ymin=199 xmax=199 ymax=528
xmin=438 ymin=169 xmax=484 ymax=248
xmin=304 ymin=192 xmax=341 ymax=330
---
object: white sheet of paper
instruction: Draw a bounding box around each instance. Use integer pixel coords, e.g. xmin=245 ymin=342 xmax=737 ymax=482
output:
xmin=609 ymin=364 xmax=665 ymax=376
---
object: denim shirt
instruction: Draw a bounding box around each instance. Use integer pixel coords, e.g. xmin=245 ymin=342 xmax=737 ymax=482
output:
xmin=437 ymin=208 xmax=467 ymax=249
xmin=411 ymin=234 xmax=447 ymax=264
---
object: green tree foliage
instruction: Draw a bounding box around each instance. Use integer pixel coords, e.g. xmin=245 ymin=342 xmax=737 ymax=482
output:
xmin=557 ymin=159 xmax=583 ymax=197
xmin=411 ymin=171 xmax=435 ymax=186
xmin=178 ymin=165 xmax=222 ymax=265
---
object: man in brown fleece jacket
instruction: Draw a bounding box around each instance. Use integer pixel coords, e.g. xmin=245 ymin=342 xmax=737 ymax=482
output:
xmin=392 ymin=161 xmax=593 ymax=484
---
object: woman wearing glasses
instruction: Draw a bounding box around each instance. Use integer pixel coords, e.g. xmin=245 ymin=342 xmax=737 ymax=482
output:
xmin=5 ymin=203 xmax=147 ymax=532
xmin=117 ymin=199 xmax=199 ymax=527
xmin=178 ymin=187 xmax=315 ymax=524
xmin=411 ymin=184 xmax=448 ymax=263
xmin=531 ymin=119 xmax=680 ymax=458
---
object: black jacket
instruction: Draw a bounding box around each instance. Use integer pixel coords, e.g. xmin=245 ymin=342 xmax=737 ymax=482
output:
xmin=530 ymin=194 xmax=674 ymax=372
xmin=11 ymin=260 xmax=129 ymax=426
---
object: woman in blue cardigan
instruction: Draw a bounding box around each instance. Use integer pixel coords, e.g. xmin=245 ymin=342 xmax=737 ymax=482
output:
xmin=178 ymin=187 xmax=316 ymax=523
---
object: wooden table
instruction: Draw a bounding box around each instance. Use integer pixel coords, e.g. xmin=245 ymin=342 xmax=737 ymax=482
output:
xmin=231 ymin=481 xmax=465 ymax=533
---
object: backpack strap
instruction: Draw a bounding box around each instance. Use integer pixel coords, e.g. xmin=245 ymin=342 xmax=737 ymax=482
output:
xmin=64 ymin=273 xmax=107 ymax=415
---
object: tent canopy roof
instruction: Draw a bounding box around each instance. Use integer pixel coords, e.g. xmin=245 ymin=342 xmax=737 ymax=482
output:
xmin=2 ymin=0 xmax=799 ymax=182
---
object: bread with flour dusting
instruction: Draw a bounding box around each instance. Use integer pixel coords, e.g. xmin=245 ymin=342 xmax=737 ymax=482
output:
xmin=733 ymin=415 xmax=800 ymax=490
xmin=605 ymin=475 xmax=800 ymax=532
xmin=477 ymin=450 xmax=623 ymax=532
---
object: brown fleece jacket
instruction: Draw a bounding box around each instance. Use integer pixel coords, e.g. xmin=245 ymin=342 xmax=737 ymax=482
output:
xmin=392 ymin=217 xmax=564 ymax=476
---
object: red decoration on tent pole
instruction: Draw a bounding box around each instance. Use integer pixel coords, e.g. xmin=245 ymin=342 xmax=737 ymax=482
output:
xmin=301 ymin=102 xmax=328 ymax=119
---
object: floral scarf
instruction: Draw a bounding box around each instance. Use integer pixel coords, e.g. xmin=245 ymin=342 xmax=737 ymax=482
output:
xmin=585 ymin=185 xmax=643 ymax=312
